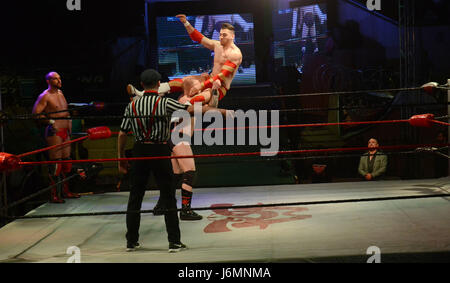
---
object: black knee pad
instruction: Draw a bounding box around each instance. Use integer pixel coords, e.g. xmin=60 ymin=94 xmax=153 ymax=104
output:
xmin=182 ymin=170 xmax=196 ymax=187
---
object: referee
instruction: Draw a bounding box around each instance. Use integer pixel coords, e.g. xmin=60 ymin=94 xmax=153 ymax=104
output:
xmin=117 ymin=69 xmax=232 ymax=252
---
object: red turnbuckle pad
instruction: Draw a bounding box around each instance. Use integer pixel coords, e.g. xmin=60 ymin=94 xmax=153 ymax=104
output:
xmin=421 ymin=82 xmax=439 ymax=94
xmin=87 ymin=126 xmax=112 ymax=140
xmin=92 ymin=102 xmax=105 ymax=111
xmin=408 ymin=114 xmax=435 ymax=128
xmin=0 ymin=152 xmax=22 ymax=172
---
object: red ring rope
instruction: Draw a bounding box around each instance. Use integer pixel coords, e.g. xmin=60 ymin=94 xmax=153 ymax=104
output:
xmin=18 ymin=143 xmax=450 ymax=167
xmin=17 ymin=136 xmax=89 ymax=158
xmin=17 ymin=127 xmax=117 ymax=159
xmin=17 ymin=118 xmax=409 ymax=160
xmin=12 ymin=114 xmax=446 ymax=165
xmin=197 ymin=119 xmax=409 ymax=132
xmin=430 ymin=120 xmax=450 ymax=127
xmin=55 ymin=118 xmax=431 ymax=138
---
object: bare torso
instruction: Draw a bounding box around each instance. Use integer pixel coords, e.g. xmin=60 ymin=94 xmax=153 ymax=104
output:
xmin=211 ymin=43 xmax=242 ymax=89
xmin=33 ymin=89 xmax=70 ymax=129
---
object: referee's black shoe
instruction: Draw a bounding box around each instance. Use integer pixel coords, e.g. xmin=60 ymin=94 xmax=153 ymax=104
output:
xmin=169 ymin=242 xmax=187 ymax=253
xmin=126 ymin=242 xmax=141 ymax=252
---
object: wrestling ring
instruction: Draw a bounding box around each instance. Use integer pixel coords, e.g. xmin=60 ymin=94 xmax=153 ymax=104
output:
xmin=0 ymin=82 xmax=449 ymax=263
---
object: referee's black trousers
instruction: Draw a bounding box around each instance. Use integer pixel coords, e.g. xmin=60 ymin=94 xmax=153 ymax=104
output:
xmin=126 ymin=143 xmax=180 ymax=244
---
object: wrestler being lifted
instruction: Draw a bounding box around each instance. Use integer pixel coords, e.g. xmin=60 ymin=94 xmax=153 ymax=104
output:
xmin=127 ymin=14 xmax=243 ymax=107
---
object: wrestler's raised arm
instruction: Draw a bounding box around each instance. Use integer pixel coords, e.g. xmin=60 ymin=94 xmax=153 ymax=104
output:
xmin=176 ymin=14 xmax=218 ymax=50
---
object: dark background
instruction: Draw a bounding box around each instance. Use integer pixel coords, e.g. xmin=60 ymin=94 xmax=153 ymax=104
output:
xmin=0 ymin=0 xmax=449 ymax=221
xmin=0 ymin=0 xmax=448 ymax=101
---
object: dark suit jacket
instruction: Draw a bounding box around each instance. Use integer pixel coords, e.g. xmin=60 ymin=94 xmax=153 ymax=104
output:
xmin=358 ymin=151 xmax=387 ymax=179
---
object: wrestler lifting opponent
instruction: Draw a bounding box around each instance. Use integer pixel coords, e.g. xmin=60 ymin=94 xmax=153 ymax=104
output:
xmin=125 ymin=15 xmax=243 ymax=220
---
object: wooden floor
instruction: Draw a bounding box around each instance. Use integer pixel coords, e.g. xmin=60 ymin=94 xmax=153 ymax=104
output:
xmin=1 ymin=178 xmax=449 ymax=263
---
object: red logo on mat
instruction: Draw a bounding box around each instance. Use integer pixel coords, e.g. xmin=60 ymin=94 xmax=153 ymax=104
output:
xmin=204 ymin=203 xmax=312 ymax=233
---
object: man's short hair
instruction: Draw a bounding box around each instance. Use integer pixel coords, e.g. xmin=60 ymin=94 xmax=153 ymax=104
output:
xmin=221 ymin=23 xmax=235 ymax=33
xmin=140 ymin=69 xmax=161 ymax=89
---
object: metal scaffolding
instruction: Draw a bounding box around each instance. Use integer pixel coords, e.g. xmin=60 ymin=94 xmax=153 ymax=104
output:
xmin=399 ymin=0 xmax=416 ymax=89
xmin=398 ymin=0 xmax=420 ymax=177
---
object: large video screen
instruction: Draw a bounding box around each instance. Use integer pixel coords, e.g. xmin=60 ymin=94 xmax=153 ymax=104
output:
xmin=272 ymin=4 xmax=328 ymax=71
xmin=156 ymin=14 xmax=256 ymax=85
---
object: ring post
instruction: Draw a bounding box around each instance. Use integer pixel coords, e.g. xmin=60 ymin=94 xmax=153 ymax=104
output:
xmin=448 ymin=79 xmax=450 ymax=176
xmin=0 ymin=81 xmax=7 ymax=225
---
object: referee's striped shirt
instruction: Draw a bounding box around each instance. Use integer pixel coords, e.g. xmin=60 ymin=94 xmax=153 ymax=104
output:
xmin=120 ymin=91 xmax=189 ymax=142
